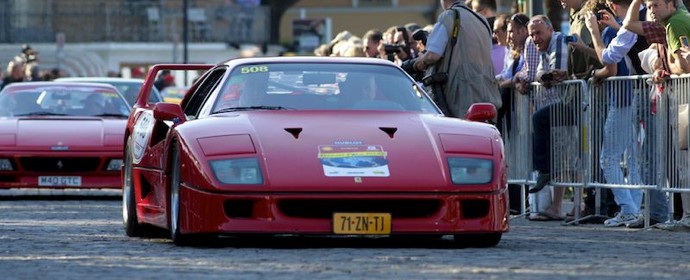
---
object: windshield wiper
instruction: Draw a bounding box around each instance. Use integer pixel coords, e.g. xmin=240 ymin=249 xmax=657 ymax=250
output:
xmin=215 ymin=106 xmax=291 ymax=113
xmin=15 ymin=111 xmax=69 ymax=116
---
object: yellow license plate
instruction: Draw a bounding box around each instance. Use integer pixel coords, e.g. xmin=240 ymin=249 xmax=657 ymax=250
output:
xmin=333 ymin=213 xmax=391 ymax=235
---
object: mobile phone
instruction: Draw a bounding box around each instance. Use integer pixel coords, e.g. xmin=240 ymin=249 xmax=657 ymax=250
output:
xmin=565 ymin=35 xmax=577 ymax=43
xmin=681 ymin=36 xmax=689 ymax=47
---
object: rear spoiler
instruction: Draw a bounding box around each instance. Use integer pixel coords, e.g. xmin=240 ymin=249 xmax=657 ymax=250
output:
xmin=136 ymin=64 xmax=214 ymax=109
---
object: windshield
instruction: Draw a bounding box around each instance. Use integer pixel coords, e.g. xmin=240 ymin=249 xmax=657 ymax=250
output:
xmin=103 ymin=81 xmax=162 ymax=106
xmin=211 ymin=63 xmax=438 ymax=114
xmin=0 ymin=87 xmax=131 ymax=117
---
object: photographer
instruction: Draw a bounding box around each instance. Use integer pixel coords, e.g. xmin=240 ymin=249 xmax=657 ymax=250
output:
xmin=400 ymin=29 xmax=430 ymax=81
xmin=362 ymin=29 xmax=384 ymax=58
xmin=377 ymin=26 xmax=415 ymax=64
xmin=7 ymin=44 xmax=40 ymax=81
xmin=413 ymin=0 xmax=501 ymax=118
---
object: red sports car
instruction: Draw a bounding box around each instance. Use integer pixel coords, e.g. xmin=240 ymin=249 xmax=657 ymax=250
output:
xmin=0 ymin=82 xmax=131 ymax=189
xmin=123 ymin=57 xmax=508 ymax=247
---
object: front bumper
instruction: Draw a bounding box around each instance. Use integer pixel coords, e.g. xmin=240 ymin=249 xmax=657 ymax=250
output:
xmin=179 ymin=185 xmax=509 ymax=235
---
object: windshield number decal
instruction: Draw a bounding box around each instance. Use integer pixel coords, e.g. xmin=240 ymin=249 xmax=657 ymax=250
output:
xmin=240 ymin=65 xmax=268 ymax=74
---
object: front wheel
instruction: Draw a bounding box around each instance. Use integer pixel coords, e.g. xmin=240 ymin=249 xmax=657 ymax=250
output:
xmin=169 ymin=141 xmax=193 ymax=246
xmin=123 ymin=137 xmax=149 ymax=237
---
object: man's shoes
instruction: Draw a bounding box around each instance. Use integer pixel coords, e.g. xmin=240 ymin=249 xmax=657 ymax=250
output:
xmin=679 ymin=216 xmax=690 ymax=228
xmin=528 ymin=172 xmax=550 ymax=193
xmin=604 ymin=213 xmax=639 ymax=227
xmin=626 ymin=217 xmax=663 ymax=228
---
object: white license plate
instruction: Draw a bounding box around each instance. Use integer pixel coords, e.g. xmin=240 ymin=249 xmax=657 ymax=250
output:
xmin=38 ymin=176 xmax=82 ymax=187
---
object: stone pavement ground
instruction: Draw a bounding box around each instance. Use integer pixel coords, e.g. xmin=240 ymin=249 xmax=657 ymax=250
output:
xmin=0 ymin=197 xmax=689 ymax=279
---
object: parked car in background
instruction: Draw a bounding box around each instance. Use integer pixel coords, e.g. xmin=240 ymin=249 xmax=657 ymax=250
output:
xmin=122 ymin=57 xmax=507 ymax=247
xmin=0 ymin=82 xmax=131 ymax=189
xmin=159 ymin=86 xmax=187 ymax=104
xmin=54 ymin=77 xmax=163 ymax=107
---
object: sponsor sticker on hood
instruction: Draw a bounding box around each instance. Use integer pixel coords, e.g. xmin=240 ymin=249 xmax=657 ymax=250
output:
xmin=318 ymin=144 xmax=389 ymax=177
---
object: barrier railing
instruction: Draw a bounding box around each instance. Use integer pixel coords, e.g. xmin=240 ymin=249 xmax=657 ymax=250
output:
xmin=502 ymin=74 xmax=690 ymax=227
xmin=658 ymin=76 xmax=690 ymax=196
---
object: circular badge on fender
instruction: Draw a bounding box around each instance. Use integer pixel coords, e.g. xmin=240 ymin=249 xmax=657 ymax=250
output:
xmin=132 ymin=111 xmax=154 ymax=164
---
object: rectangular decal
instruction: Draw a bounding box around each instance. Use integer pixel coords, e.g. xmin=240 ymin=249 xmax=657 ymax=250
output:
xmin=318 ymin=145 xmax=390 ymax=177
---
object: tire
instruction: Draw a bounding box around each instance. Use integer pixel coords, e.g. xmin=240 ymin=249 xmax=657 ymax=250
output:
xmin=169 ymin=141 xmax=192 ymax=246
xmin=123 ymin=137 xmax=148 ymax=237
xmin=453 ymin=233 xmax=502 ymax=248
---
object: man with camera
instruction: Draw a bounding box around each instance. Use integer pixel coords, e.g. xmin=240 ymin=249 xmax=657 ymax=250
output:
xmin=400 ymin=29 xmax=429 ymax=81
xmin=362 ymin=29 xmax=384 ymax=58
xmin=525 ymin=15 xmax=574 ymax=220
xmin=7 ymin=44 xmax=40 ymax=82
xmin=412 ymin=0 xmax=501 ymax=118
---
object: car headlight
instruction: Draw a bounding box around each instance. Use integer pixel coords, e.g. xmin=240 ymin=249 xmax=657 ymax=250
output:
xmin=0 ymin=159 xmax=13 ymax=171
xmin=447 ymin=157 xmax=493 ymax=184
xmin=106 ymin=159 xmax=123 ymax=171
xmin=210 ymin=158 xmax=263 ymax=185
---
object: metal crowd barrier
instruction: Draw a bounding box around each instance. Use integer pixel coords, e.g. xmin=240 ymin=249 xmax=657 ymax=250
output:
xmin=501 ymin=74 xmax=690 ymax=227
xmin=659 ymin=75 xmax=690 ymax=196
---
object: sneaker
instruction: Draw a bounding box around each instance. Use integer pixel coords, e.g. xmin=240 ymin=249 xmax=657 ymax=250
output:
xmin=604 ymin=213 xmax=638 ymax=227
xmin=626 ymin=217 xmax=663 ymax=228
xmin=679 ymin=216 xmax=690 ymax=228
xmin=528 ymin=172 xmax=550 ymax=193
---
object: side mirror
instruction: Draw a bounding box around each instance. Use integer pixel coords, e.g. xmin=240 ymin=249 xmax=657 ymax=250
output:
xmin=465 ymin=103 xmax=496 ymax=123
xmin=153 ymin=102 xmax=187 ymax=124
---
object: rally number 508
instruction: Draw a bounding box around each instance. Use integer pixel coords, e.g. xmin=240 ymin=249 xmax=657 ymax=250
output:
xmin=240 ymin=66 xmax=268 ymax=74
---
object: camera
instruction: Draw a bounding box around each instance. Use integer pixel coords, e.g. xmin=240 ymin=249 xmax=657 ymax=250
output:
xmin=595 ymin=12 xmax=603 ymax=21
xmin=412 ymin=29 xmax=429 ymax=46
xmin=384 ymin=44 xmax=403 ymax=54
xmin=541 ymin=72 xmax=553 ymax=82
xmin=400 ymin=58 xmax=416 ymax=76
xmin=422 ymin=72 xmax=452 ymax=116
xmin=422 ymin=72 xmax=448 ymax=87
xmin=26 ymin=54 xmax=38 ymax=63
xmin=565 ymin=35 xmax=577 ymax=43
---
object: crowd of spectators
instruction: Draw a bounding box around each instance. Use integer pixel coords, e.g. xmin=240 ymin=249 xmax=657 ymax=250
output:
xmin=508 ymin=0 xmax=690 ymax=230
xmin=315 ymin=0 xmax=502 ymax=118
xmin=315 ymin=0 xmax=690 ymax=231
xmin=0 ymin=44 xmax=66 ymax=90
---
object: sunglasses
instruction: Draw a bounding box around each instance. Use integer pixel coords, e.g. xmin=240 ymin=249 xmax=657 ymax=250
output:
xmin=511 ymin=14 xmax=529 ymax=26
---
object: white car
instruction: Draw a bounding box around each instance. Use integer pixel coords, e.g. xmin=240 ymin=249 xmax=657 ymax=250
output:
xmin=55 ymin=77 xmax=164 ymax=107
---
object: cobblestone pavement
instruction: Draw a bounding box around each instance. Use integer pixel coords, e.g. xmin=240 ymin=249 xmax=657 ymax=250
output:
xmin=1 ymin=195 xmax=689 ymax=280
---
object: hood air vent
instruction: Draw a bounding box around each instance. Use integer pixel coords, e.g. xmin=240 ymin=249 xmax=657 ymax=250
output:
xmin=379 ymin=127 xmax=397 ymax=138
xmin=284 ymin=128 xmax=303 ymax=139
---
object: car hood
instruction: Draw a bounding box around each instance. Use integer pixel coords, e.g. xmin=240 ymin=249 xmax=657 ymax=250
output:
xmin=0 ymin=117 xmax=126 ymax=150
xmin=188 ymin=111 xmax=499 ymax=191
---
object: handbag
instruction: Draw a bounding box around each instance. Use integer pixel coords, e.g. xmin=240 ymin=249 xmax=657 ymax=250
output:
xmin=680 ymin=103 xmax=689 ymax=150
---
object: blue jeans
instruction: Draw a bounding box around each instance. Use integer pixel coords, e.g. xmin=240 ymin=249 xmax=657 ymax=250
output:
xmin=532 ymin=102 xmax=576 ymax=173
xmin=636 ymin=105 xmax=669 ymax=221
xmin=600 ymin=104 xmax=642 ymax=215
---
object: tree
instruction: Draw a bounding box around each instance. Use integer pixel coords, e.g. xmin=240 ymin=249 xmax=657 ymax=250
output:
xmin=263 ymin=0 xmax=300 ymax=44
